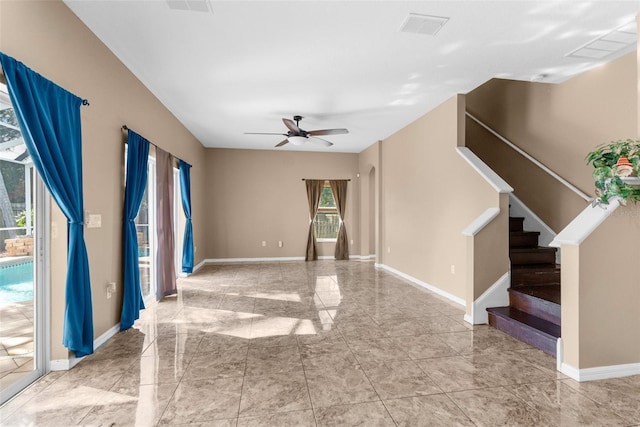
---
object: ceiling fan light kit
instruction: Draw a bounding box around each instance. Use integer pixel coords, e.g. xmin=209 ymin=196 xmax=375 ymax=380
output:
xmin=288 ymin=136 xmax=307 ymax=145
xmin=245 ymin=115 xmax=349 ymax=148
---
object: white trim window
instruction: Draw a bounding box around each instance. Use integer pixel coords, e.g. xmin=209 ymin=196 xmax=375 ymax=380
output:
xmin=314 ymin=182 xmax=340 ymax=242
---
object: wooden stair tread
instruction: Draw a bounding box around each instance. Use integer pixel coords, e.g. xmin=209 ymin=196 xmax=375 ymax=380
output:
xmin=511 ymin=285 xmax=561 ymax=305
xmin=487 ymin=307 xmax=561 ymax=338
xmin=510 ymin=230 xmax=540 ymax=236
xmin=487 ymin=307 xmax=560 ymax=356
xmin=510 ymin=247 xmax=557 ymax=253
xmin=512 ymin=263 xmax=561 ymax=271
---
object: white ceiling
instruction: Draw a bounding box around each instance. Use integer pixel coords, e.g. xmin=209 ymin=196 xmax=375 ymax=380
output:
xmin=64 ymin=1 xmax=640 ymax=153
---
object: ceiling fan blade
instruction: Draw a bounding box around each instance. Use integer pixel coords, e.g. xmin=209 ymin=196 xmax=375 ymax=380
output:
xmin=282 ymin=118 xmax=302 ymax=135
xmin=244 ymin=132 xmax=288 ymax=136
xmin=307 ymin=128 xmax=349 ymax=136
xmin=308 ymin=136 xmax=333 ymax=147
xmin=275 ymin=139 xmax=289 ymax=147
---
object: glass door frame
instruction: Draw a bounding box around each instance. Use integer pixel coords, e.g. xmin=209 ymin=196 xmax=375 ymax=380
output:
xmin=141 ymin=157 xmax=156 ymax=306
xmin=0 ymin=176 xmax=49 ymax=405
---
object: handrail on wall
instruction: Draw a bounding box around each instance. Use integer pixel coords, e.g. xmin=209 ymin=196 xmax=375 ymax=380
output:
xmin=465 ymin=112 xmax=592 ymax=203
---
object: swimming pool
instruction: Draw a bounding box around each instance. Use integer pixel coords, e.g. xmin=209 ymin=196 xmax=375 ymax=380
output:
xmin=0 ymin=260 xmax=34 ymax=305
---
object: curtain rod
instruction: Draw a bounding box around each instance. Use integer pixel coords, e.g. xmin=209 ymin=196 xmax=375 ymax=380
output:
xmin=122 ymin=125 xmax=191 ymax=167
xmin=301 ymin=178 xmax=350 ymax=181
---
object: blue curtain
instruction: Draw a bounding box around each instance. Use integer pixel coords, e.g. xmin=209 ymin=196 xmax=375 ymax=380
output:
xmin=179 ymin=160 xmax=194 ymax=273
xmin=0 ymin=53 xmax=93 ymax=356
xmin=121 ymin=130 xmax=150 ymax=330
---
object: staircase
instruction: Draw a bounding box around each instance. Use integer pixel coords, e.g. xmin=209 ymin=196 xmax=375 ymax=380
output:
xmin=487 ymin=217 xmax=561 ymax=356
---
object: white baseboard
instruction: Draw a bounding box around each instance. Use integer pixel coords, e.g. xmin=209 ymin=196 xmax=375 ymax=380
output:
xmin=50 ymin=357 xmax=82 ymax=371
xmin=205 ymin=257 xmax=306 ymax=263
xmin=50 ymin=323 xmax=120 ymax=371
xmin=193 ymin=259 xmax=207 ymax=272
xmin=560 ymin=361 xmax=640 ymax=382
xmin=376 ymin=263 xmax=465 ymax=307
xmin=466 ymin=271 xmax=510 ymax=325
xmin=203 ymin=256 xmax=370 ymax=263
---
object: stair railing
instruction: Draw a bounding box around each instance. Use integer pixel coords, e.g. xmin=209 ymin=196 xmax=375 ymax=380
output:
xmin=466 ymin=112 xmax=592 ymax=203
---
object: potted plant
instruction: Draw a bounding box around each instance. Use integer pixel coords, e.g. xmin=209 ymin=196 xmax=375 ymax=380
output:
xmin=586 ymin=139 xmax=640 ymax=205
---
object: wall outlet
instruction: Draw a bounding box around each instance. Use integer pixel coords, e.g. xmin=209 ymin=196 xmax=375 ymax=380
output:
xmin=106 ymin=282 xmax=116 ymax=299
xmin=350 ymin=239 xmax=354 ymax=245
xmin=261 ymin=241 xmax=267 ymax=247
xmin=278 ymin=241 xmax=283 ymax=248
xmin=450 ymin=265 xmax=456 ymax=274
xmin=387 ymin=246 xmax=391 ymax=253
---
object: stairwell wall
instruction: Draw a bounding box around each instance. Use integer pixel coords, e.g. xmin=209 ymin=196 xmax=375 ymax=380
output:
xmin=465 ymin=52 xmax=637 ymax=232
xmin=561 ymin=206 xmax=640 ymax=372
xmin=560 ymin=14 xmax=640 ymax=375
xmin=380 ymin=95 xmax=508 ymax=304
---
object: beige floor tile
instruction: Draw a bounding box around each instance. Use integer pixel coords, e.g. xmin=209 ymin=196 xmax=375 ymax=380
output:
xmin=237 ymin=409 xmax=316 ymax=427
xmin=305 ymin=365 xmax=378 ymax=408
xmin=449 ymin=386 xmax=555 ymax=426
xmin=315 ymin=401 xmax=396 ymax=426
xmin=561 ymin=376 xmax=640 ymax=424
xmin=435 ymin=328 xmax=533 ymax=355
xmin=508 ymin=380 xmax=629 ymax=426
xmin=159 ymin=377 xmax=243 ymax=424
xmin=463 ymin=351 xmax=556 ymax=386
xmin=245 ymin=345 xmax=303 ymax=376
xmin=360 ymin=359 xmax=442 ymax=399
xmin=391 ymin=333 xmax=459 ymax=360
xmin=346 ymin=336 xmax=409 ymax=362
xmin=384 ymin=394 xmax=475 ymax=426
xmin=183 ymin=353 xmax=246 ymax=381
xmin=82 ymin=383 xmax=178 ymax=426
xmin=239 ymin=371 xmax=311 ymax=417
xmin=415 ymin=355 xmax=501 ymax=392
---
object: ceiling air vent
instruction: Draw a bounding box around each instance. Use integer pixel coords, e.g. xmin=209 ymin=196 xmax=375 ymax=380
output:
xmin=166 ymin=0 xmax=212 ymax=13
xmin=567 ymin=19 xmax=637 ymax=59
xmin=400 ymin=13 xmax=449 ymax=36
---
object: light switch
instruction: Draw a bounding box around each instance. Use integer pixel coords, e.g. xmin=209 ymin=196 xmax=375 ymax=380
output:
xmin=87 ymin=214 xmax=102 ymax=228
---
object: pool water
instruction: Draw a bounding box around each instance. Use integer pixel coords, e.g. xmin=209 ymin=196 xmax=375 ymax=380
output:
xmin=0 ymin=261 xmax=34 ymax=305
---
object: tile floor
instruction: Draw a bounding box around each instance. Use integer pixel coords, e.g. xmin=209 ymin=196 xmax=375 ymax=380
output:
xmin=2 ymin=261 xmax=640 ymax=426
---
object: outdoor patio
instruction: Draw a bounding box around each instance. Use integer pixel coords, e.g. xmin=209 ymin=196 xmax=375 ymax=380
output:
xmin=0 ymin=298 xmax=34 ymax=390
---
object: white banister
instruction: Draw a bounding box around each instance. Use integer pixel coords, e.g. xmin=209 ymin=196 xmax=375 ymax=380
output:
xmin=466 ymin=112 xmax=592 ymax=203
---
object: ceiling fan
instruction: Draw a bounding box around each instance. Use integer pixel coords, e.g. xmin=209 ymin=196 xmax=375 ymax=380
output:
xmin=245 ymin=115 xmax=348 ymax=147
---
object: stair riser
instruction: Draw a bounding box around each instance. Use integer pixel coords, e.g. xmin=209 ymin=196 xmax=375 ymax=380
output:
xmin=511 ymin=270 xmax=560 ymax=286
xmin=488 ymin=312 xmax=557 ymax=357
xmin=510 ymin=251 xmax=556 ymax=265
xmin=510 ymin=234 xmax=540 ymax=248
xmin=509 ymin=291 xmax=560 ymax=325
xmin=509 ymin=218 xmax=524 ymax=232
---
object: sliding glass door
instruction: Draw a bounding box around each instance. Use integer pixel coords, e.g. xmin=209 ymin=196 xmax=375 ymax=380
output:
xmin=135 ymin=158 xmax=156 ymax=305
xmin=0 ymin=84 xmax=47 ymax=405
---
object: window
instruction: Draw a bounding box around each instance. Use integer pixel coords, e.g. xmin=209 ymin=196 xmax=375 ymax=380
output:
xmin=314 ymin=183 xmax=340 ymax=241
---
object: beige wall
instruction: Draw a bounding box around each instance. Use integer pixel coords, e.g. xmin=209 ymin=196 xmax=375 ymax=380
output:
xmin=205 ymin=148 xmax=359 ymax=259
xmin=466 ymin=52 xmax=637 ymax=230
xmin=561 ymin=205 xmax=640 ymax=369
xmin=1 ymin=1 xmax=206 ymax=359
xmin=380 ymin=95 xmax=505 ymax=301
xmin=560 ymin=14 xmax=640 ymax=372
